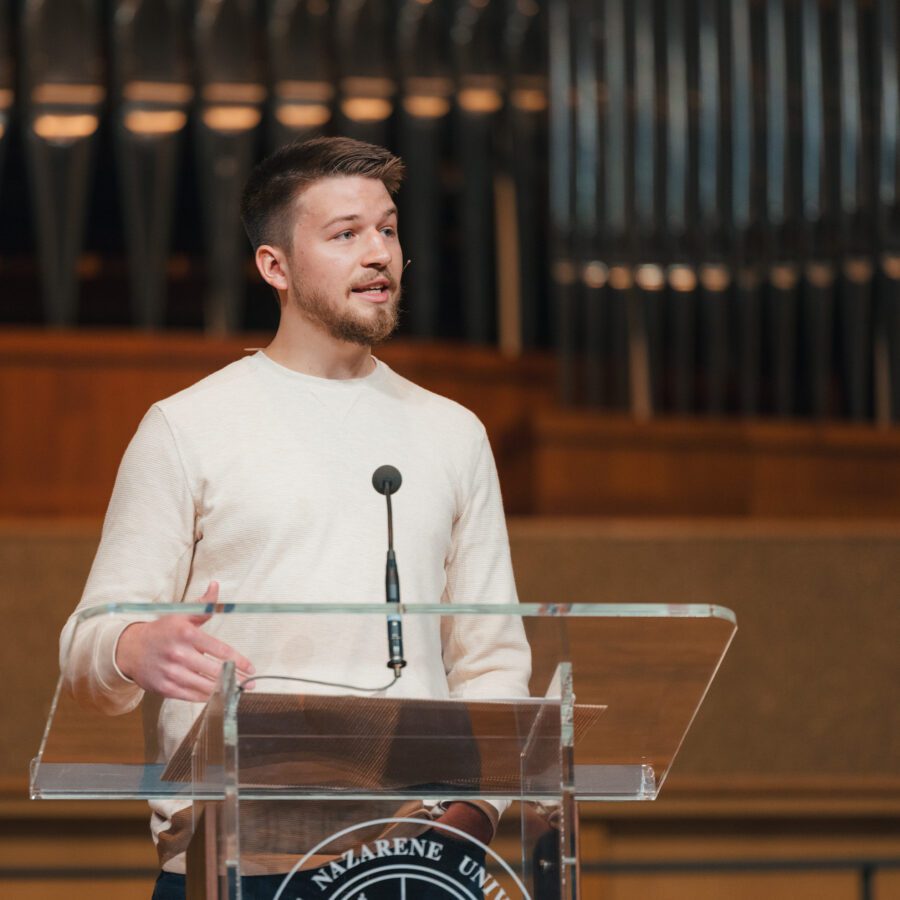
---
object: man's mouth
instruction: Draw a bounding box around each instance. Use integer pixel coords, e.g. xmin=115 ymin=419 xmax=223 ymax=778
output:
xmin=350 ymin=278 xmax=393 ymax=302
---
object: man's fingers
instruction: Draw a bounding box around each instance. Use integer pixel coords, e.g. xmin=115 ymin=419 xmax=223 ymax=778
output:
xmin=186 ymin=581 xmax=219 ymax=621
xmin=190 ymin=652 xmax=228 ymax=683
xmin=190 ymin=651 xmax=254 ymax=684
xmin=193 ymin=630 xmax=255 ymax=675
xmin=188 ymin=581 xmax=219 ymax=625
xmin=186 ymin=581 xmax=255 ymax=674
xmin=163 ymin=669 xmax=217 ymax=703
xmin=198 ymin=580 xmax=219 ymax=603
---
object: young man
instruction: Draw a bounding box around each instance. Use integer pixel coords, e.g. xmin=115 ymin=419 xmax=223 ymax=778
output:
xmin=60 ymin=137 xmax=530 ymax=898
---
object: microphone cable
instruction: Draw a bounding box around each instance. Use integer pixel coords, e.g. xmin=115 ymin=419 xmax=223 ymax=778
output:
xmin=237 ymin=673 xmax=398 ymax=694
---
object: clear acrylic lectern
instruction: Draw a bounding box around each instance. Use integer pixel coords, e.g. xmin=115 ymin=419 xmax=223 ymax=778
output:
xmin=33 ymin=602 xmax=736 ymax=899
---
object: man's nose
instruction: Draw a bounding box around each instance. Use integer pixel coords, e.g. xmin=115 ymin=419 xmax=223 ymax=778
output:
xmin=362 ymin=230 xmax=392 ymax=267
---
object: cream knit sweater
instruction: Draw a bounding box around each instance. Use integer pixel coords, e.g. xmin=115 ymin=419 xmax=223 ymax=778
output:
xmin=59 ymin=351 xmax=531 ymax=871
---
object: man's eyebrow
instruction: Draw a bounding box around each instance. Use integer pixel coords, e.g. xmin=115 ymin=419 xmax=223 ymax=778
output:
xmin=322 ymin=207 xmax=398 ymax=230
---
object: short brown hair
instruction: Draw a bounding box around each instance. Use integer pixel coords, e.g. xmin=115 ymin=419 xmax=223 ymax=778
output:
xmin=240 ymin=136 xmax=405 ymax=252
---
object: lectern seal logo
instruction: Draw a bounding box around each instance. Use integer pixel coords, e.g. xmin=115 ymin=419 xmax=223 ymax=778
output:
xmin=273 ymin=817 xmax=532 ymax=900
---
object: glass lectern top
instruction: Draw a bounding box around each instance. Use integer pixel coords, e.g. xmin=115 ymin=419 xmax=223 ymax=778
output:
xmin=34 ymin=602 xmax=735 ymax=803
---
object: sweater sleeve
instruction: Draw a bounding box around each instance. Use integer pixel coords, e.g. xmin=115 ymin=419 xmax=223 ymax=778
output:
xmin=440 ymin=429 xmax=532 ymax=699
xmin=437 ymin=429 xmax=532 ymax=827
xmin=59 ymin=405 xmax=197 ymax=715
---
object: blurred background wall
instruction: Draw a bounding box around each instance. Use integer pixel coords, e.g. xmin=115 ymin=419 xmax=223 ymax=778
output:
xmin=1 ymin=1 xmax=899 ymax=898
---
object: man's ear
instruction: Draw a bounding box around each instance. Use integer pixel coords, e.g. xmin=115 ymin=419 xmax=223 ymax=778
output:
xmin=255 ymin=244 xmax=290 ymax=293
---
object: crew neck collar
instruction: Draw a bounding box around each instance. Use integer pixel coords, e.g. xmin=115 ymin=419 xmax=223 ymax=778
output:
xmin=252 ymin=349 xmax=385 ymax=387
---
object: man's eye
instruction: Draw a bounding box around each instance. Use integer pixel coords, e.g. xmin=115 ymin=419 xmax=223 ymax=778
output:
xmin=335 ymin=231 xmax=354 ymax=240
xmin=381 ymin=227 xmax=396 ymax=238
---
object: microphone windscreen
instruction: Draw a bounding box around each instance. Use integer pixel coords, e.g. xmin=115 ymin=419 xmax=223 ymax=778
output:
xmin=372 ymin=465 xmax=402 ymax=495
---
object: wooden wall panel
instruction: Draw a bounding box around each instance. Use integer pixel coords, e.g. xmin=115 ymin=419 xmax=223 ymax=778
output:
xmin=597 ymin=872 xmax=858 ymax=900
xmin=509 ymin=519 xmax=900 ymax=781
xmin=6 ymin=329 xmax=900 ymax=518
xmin=5 ymin=519 xmax=900 ymax=895
xmin=0 ymin=794 xmax=157 ymax=898
xmin=6 ymin=520 xmax=900 ymax=790
xmin=2 ymin=797 xmax=896 ymax=899
xmin=4 ymin=882 xmax=153 ymax=899
xmin=0 ymin=328 xmax=554 ymax=516
xmin=532 ymin=411 xmax=900 ymax=517
xmin=579 ymin=809 xmax=900 ymax=900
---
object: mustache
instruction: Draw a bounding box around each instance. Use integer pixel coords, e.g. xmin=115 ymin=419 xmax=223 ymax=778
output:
xmin=350 ymin=272 xmax=399 ymax=292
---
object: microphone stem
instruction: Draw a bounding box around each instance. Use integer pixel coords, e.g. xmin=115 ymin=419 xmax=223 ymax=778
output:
xmin=375 ymin=474 xmax=406 ymax=673
xmin=386 ymin=488 xmax=394 ymax=550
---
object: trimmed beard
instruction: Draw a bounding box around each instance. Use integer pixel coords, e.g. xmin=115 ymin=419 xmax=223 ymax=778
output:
xmin=290 ymin=277 xmax=401 ymax=346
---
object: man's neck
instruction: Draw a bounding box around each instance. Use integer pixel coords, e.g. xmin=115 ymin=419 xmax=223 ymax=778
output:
xmin=264 ymin=314 xmax=374 ymax=380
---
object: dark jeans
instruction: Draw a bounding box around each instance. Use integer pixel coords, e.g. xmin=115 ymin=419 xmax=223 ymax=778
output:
xmin=152 ymin=831 xmax=487 ymax=899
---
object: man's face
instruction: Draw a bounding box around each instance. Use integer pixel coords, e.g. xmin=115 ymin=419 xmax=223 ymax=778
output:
xmin=285 ymin=175 xmax=403 ymax=345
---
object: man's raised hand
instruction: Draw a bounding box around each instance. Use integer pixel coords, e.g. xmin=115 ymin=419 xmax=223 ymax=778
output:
xmin=114 ymin=581 xmax=256 ymax=702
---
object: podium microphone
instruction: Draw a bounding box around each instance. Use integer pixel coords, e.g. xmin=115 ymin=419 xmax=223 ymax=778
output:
xmin=372 ymin=465 xmax=407 ymax=676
